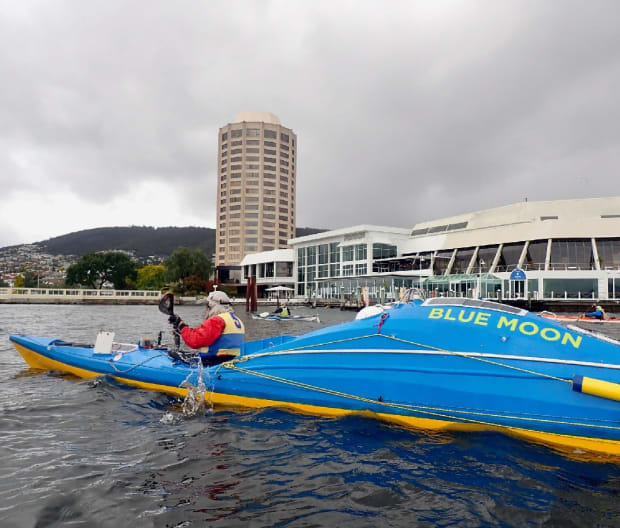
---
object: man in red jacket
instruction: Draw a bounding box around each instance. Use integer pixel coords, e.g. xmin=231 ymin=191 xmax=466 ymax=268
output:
xmin=169 ymin=291 xmax=245 ymax=365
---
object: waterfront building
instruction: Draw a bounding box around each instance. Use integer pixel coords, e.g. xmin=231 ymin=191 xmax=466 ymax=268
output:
xmin=240 ymin=249 xmax=295 ymax=298
xmin=215 ymin=112 xmax=297 ymax=283
xmin=285 ymin=196 xmax=620 ymax=305
xmin=289 ymin=225 xmax=411 ymax=298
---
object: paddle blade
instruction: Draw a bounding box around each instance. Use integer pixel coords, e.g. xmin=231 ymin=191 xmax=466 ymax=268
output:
xmin=259 ymin=312 xmax=270 ymax=317
xmin=159 ymin=293 xmax=175 ymax=316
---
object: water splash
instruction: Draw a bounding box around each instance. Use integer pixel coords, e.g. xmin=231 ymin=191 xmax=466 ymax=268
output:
xmin=179 ymin=357 xmax=208 ymax=417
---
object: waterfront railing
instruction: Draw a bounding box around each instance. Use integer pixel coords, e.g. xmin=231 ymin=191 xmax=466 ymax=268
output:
xmin=0 ymin=287 xmax=161 ymax=300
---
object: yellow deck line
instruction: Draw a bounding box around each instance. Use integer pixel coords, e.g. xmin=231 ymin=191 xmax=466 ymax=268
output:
xmin=12 ymin=343 xmax=620 ymax=461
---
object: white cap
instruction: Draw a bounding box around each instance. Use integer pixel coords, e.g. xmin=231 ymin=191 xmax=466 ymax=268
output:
xmin=208 ymin=291 xmax=231 ymax=305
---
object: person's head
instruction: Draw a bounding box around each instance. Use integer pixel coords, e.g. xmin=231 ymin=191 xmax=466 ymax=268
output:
xmin=282 ymin=301 xmax=288 ymax=307
xmin=206 ymin=291 xmax=233 ymax=318
xmin=596 ymin=305 xmax=603 ymax=311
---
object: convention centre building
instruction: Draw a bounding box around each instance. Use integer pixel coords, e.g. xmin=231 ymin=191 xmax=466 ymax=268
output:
xmin=241 ymin=196 xmax=620 ymax=306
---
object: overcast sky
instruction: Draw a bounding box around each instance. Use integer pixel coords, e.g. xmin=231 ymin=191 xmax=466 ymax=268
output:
xmin=1 ymin=0 xmax=619 ymax=247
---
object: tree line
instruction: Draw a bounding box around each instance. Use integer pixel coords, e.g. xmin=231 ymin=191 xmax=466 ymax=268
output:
xmin=10 ymin=247 xmax=215 ymax=295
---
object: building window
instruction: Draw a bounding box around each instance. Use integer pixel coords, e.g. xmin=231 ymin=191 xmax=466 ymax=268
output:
xmin=343 ymin=264 xmax=354 ymax=276
xmin=247 ymin=128 xmax=260 ymax=137
xmin=372 ymin=243 xmax=397 ymax=259
xmin=525 ymin=240 xmax=548 ymax=271
xmin=280 ymin=143 xmax=289 ymax=151
xmin=265 ymin=148 xmax=276 ymax=155
xmin=452 ymin=247 xmax=475 ymax=274
xmin=276 ymin=262 xmax=293 ymax=277
xmin=231 ymin=129 xmax=242 ymax=138
xmin=597 ymin=238 xmax=620 ymax=268
xmin=343 ymin=245 xmax=354 ymax=262
xmin=307 ymin=246 xmax=316 ymax=265
xmin=264 ymin=130 xmax=277 ymax=139
xmin=355 ymin=244 xmax=367 ymax=261
xmin=246 ymin=147 xmax=259 ymax=153
xmin=549 ymin=239 xmax=594 ymax=270
xmin=318 ymin=244 xmax=328 ymax=265
xmin=355 ymin=263 xmax=366 ymax=275
xmin=231 ymin=156 xmax=242 ymax=162
xmin=264 ymin=140 xmax=276 ymax=147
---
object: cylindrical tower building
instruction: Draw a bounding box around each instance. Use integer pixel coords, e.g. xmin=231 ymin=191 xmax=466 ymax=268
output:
xmin=215 ymin=112 xmax=297 ymax=276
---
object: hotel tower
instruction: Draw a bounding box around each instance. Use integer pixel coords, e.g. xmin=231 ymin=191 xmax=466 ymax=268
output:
xmin=215 ymin=112 xmax=297 ymax=280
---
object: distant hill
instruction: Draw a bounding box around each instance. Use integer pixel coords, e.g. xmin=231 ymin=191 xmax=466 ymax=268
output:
xmin=26 ymin=225 xmax=327 ymax=258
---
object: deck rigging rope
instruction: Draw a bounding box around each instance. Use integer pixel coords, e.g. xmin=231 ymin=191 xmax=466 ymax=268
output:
xmin=222 ymin=362 xmax=620 ymax=432
xmin=216 ymin=328 xmax=620 ymax=432
xmin=239 ymin=332 xmax=571 ymax=384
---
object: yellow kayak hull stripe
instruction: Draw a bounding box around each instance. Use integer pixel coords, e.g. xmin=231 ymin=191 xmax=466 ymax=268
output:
xmin=13 ymin=343 xmax=620 ymax=460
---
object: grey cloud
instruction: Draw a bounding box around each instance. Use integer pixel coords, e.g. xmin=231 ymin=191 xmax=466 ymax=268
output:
xmin=1 ymin=0 xmax=619 ymax=242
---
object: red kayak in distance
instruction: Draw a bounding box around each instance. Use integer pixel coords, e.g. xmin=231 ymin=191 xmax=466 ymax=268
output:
xmin=539 ymin=312 xmax=620 ymax=324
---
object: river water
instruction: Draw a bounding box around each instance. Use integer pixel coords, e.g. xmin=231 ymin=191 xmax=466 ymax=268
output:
xmin=1 ymin=304 xmax=620 ymax=527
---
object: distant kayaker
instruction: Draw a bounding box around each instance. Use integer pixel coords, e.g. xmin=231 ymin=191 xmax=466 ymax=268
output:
xmin=273 ymin=301 xmax=291 ymax=317
xmin=585 ymin=304 xmax=606 ymax=320
xmin=168 ymin=291 xmax=245 ymax=365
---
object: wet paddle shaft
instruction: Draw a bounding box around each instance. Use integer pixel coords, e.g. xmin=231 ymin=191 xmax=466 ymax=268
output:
xmin=158 ymin=293 xmax=181 ymax=350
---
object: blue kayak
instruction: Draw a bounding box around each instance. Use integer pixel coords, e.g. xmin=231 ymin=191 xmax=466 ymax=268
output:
xmin=10 ymin=297 xmax=620 ymax=459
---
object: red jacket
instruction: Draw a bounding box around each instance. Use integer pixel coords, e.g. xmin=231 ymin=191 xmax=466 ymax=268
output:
xmin=180 ymin=315 xmax=226 ymax=349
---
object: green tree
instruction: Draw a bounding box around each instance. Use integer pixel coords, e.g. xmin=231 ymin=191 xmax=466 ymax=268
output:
xmin=65 ymin=252 xmax=137 ymax=289
xmin=23 ymin=270 xmax=42 ymax=288
xmin=135 ymin=264 xmax=167 ymax=290
xmin=13 ymin=275 xmax=25 ymax=288
xmin=164 ymin=247 xmax=212 ymax=284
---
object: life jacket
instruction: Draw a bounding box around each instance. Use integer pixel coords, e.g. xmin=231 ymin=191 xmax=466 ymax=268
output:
xmin=280 ymin=306 xmax=290 ymax=317
xmin=199 ymin=312 xmax=245 ymax=358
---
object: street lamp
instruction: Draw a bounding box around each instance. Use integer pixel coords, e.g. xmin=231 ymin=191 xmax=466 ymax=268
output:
xmin=478 ymin=259 xmax=485 ymax=299
xmin=419 ymin=257 xmax=425 ymax=289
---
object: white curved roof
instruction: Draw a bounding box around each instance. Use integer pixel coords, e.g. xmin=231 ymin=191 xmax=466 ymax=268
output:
xmin=234 ymin=111 xmax=281 ymax=125
xmin=405 ymin=196 xmax=620 ymax=253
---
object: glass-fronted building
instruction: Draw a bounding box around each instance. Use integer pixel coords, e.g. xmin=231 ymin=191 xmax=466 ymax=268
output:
xmin=287 ymin=197 xmax=620 ymax=304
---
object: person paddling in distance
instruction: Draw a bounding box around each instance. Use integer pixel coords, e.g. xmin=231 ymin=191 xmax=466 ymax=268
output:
xmin=272 ymin=301 xmax=291 ymax=317
xmin=168 ymin=291 xmax=245 ymax=365
xmin=585 ymin=304 xmax=607 ymax=320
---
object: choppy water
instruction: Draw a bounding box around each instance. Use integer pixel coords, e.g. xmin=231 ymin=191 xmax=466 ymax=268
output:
xmin=1 ymin=304 xmax=620 ymax=527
